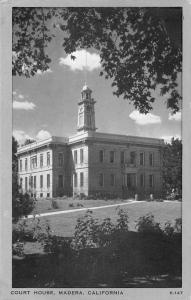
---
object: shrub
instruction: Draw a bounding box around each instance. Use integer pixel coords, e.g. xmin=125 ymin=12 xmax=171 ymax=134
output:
xmin=69 ymin=203 xmax=74 ymax=207
xmin=71 ymin=210 xmax=99 ymax=250
xmin=12 ymin=193 xmax=36 ymax=222
xmin=12 ymin=241 xmax=24 ymax=257
xmin=51 ymin=199 xmax=59 ymax=209
xmin=116 ymin=208 xmax=129 ymax=232
xmin=174 ymin=218 xmax=182 ymax=233
xmin=77 ymin=203 xmax=84 ymax=207
xmin=135 ymin=214 xmax=162 ymax=234
xmin=163 ymin=221 xmax=175 ymax=237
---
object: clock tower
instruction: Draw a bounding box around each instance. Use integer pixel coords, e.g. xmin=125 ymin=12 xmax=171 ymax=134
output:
xmin=77 ymin=84 xmax=96 ymax=132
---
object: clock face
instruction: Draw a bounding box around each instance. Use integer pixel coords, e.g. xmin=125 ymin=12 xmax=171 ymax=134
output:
xmin=79 ymin=107 xmax=83 ymax=113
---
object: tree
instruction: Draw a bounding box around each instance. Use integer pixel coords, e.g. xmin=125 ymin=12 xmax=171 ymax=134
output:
xmin=12 ymin=136 xmax=35 ymax=222
xmin=22 ymin=139 xmax=36 ymax=146
xmin=163 ymin=138 xmax=182 ymax=197
xmin=12 ymin=136 xmax=18 ymax=199
xmin=12 ymin=7 xmax=182 ymax=114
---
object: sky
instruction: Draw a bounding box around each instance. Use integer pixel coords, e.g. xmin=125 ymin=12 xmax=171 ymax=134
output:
xmin=13 ymin=24 xmax=181 ymax=145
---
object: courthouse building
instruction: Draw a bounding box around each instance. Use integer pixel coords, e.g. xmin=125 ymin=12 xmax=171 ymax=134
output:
xmin=17 ymin=84 xmax=164 ymax=199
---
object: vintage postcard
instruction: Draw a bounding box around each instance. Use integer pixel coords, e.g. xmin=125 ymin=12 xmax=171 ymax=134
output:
xmin=0 ymin=0 xmax=191 ymax=299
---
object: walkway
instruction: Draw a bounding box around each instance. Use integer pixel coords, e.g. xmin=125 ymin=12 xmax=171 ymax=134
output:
xmin=25 ymin=200 xmax=145 ymax=219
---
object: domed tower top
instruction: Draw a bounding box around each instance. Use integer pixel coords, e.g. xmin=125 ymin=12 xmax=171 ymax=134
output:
xmin=81 ymin=83 xmax=92 ymax=101
xmin=77 ymin=84 xmax=96 ymax=132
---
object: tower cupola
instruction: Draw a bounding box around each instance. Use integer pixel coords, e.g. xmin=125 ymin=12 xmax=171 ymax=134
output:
xmin=77 ymin=84 xmax=96 ymax=132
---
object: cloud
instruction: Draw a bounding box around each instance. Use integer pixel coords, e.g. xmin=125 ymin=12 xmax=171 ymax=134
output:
xmin=129 ymin=110 xmax=161 ymax=125
xmin=36 ymin=68 xmax=52 ymax=75
xmin=18 ymin=94 xmax=24 ymax=99
xmin=36 ymin=130 xmax=51 ymax=140
xmin=161 ymin=134 xmax=181 ymax=143
xmin=13 ymin=130 xmax=33 ymax=144
xmin=59 ymin=49 xmax=101 ymax=71
xmin=168 ymin=112 xmax=181 ymax=121
xmin=13 ymin=101 xmax=36 ymax=110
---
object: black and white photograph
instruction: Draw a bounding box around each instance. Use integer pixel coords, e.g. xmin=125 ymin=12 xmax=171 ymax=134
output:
xmin=1 ymin=1 xmax=191 ymax=299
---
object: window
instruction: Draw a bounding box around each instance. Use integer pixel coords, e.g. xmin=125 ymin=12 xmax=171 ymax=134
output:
xmin=40 ymin=193 xmax=43 ymax=198
xmin=74 ymin=173 xmax=77 ymax=187
xmin=58 ymin=175 xmax=63 ymax=188
xmin=80 ymin=172 xmax=84 ymax=187
xmin=74 ymin=150 xmax=77 ymax=164
xmin=47 ymin=152 xmax=50 ymax=166
xmin=25 ymin=177 xmax=28 ymax=191
xmin=20 ymin=178 xmax=23 ymax=188
xmin=140 ymin=173 xmax=145 ymax=187
xmin=58 ymin=153 xmax=64 ymax=167
xmin=80 ymin=149 xmax=84 ymax=163
xmin=25 ymin=158 xmax=28 ymax=171
xmin=126 ymin=173 xmax=136 ymax=188
xmin=99 ymin=173 xmax=104 ymax=187
xmin=40 ymin=175 xmax=43 ymax=188
xmin=20 ymin=159 xmax=22 ymax=172
xmin=149 ymin=174 xmax=154 ymax=188
xmin=47 ymin=193 xmax=50 ymax=198
xmin=99 ymin=150 xmax=104 ymax=163
xmin=120 ymin=151 xmax=125 ymax=164
xmin=31 ymin=176 xmax=33 ymax=188
xmin=149 ymin=153 xmax=154 ymax=166
xmin=34 ymin=176 xmax=36 ymax=189
xmin=110 ymin=151 xmax=115 ymax=163
xmin=40 ymin=154 xmax=43 ymax=167
xmin=110 ymin=174 xmax=115 ymax=186
xmin=47 ymin=174 xmax=50 ymax=188
xmin=140 ymin=152 xmax=144 ymax=166
xmin=31 ymin=156 xmax=37 ymax=169
xmin=130 ymin=152 xmax=136 ymax=165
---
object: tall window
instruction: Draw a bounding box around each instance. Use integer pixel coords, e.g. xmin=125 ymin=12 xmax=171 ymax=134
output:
xmin=58 ymin=175 xmax=63 ymax=188
xmin=47 ymin=174 xmax=50 ymax=188
xmin=110 ymin=151 xmax=115 ymax=163
xmin=20 ymin=159 xmax=22 ymax=172
xmin=25 ymin=177 xmax=28 ymax=191
xmin=130 ymin=152 xmax=136 ymax=165
xmin=149 ymin=174 xmax=154 ymax=188
xmin=20 ymin=178 xmax=23 ymax=188
xmin=99 ymin=150 xmax=104 ymax=163
xmin=74 ymin=150 xmax=77 ymax=164
xmin=58 ymin=153 xmax=64 ymax=167
xmin=127 ymin=173 xmax=136 ymax=188
xmin=120 ymin=151 xmax=125 ymax=164
xmin=34 ymin=176 xmax=36 ymax=189
xmin=140 ymin=173 xmax=145 ymax=187
xmin=40 ymin=175 xmax=43 ymax=188
xmin=47 ymin=152 xmax=50 ymax=166
xmin=31 ymin=156 xmax=37 ymax=169
xmin=80 ymin=172 xmax=84 ymax=187
xmin=110 ymin=174 xmax=115 ymax=186
xmin=74 ymin=173 xmax=77 ymax=187
xmin=99 ymin=173 xmax=104 ymax=187
xmin=40 ymin=154 xmax=43 ymax=168
xmin=25 ymin=158 xmax=28 ymax=171
xmin=31 ymin=176 xmax=33 ymax=188
xmin=80 ymin=149 xmax=84 ymax=163
xmin=140 ymin=152 xmax=144 ymax=166
xmin=149 ymin=153 xmax=154 ymax=166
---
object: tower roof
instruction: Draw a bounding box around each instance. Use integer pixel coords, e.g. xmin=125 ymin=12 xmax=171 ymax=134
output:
xmin=81 ymin=83 xmax=91 ymax=92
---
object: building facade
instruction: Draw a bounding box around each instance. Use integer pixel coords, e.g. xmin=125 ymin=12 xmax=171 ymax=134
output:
xmin=17 ymin=85 xmax=164 ymax=199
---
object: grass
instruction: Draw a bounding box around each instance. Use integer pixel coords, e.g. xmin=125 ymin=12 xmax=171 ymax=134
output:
xmin=32 ymin=197 xmax=129 ymax=214
xmin=26 ymin=201 xmax=181 ymax=238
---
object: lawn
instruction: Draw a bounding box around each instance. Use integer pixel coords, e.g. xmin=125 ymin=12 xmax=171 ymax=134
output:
xmin=26 ymin=200 xmax=181 ymax=238
xmin=32 ymin=197 xmax=129 ymax=214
